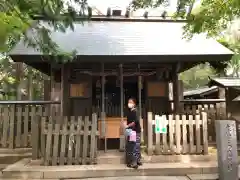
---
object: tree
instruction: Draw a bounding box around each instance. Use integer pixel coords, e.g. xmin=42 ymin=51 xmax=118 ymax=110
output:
xmin=180 ymin=63 xmax=216 ymax=89
xmin=130 ymin=0 xmax=240 ymax=39
xmin=218 ymin=20 xmax=240 ymax=77
xmin=0 ymin=0 xmax=89 ymax=58
xmin=0 ymin=0 xmax=91 ymax=100
xmin=130 ymin=0 xmax=240 ymax=74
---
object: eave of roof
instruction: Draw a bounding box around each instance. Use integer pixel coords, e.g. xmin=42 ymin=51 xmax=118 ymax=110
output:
xmin=32 ymin=15 xmax=188 ymax=22
xmin=208 ymin=77 xmax=240 ymax=88
xmin=184 ymin=86 xmax=218 ymax=97
xmin=233 ymin=95 xmax=240 ymax=101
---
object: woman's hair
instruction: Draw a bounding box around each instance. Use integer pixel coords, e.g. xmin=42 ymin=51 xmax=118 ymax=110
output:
xmin=128 ymin=97 xmax=137 ymax=105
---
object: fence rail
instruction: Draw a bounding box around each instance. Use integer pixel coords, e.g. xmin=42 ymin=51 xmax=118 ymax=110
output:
xmin=147 ymin=112 xmax=208 ymax=155
xmin=32 ymin=114 xmax=99 ymax=166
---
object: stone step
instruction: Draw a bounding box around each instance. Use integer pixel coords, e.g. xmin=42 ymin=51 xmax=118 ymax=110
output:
xmin=0 ymin=164 xmax=10 ymax=173
xmin=2 ymin=158 xmax=220 ymax=179
xmin=97 ymin=150 xmax=218 ymax=164
xmin=0 ymin=148 xmax=31 ymax=154
xmin=187 ymin=174 xmax=218 ymax=180
xmin=0 ymin=148 xmax=31 ymax=164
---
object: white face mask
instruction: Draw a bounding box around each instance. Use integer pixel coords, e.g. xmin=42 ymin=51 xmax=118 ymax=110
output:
xmin=128 ymin=103 xmax=134 ymax=109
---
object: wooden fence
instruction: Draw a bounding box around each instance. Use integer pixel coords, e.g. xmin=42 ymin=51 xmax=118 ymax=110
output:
xmin=147 ymin=112 xmax=208 ymax=155
xmin=32 ymin=114 xmax=99 ymax=165
xmin=0 ymin=101 xmax=59 ymax=148
xmin=182 ymin=100 xmax=226 ymax=143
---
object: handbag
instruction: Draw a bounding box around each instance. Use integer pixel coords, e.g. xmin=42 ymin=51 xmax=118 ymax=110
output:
xmin=124 ymin=129 xmax=136 ymax=142
xmin=129 ymin=130 xmax=136 ymax=142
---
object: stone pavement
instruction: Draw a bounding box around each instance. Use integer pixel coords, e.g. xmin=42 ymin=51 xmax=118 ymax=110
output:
xmin=2 ymin=157 xmax=239 ymax=180
xmin=64 ymin=176 xmax=218 ymax=180
xmin=0 ymin=175 xmax=222 ymax=180
xmin=0 ymin=176 xmax=219 ymax=180
xmin=69 ymin=177 xmax=189 ymax=180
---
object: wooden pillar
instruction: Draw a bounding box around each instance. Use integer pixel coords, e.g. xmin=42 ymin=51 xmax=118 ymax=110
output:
xmin=119 ymin=64 xmax=125 ymax=151
xmin=138 ymin=64 xmax=143 ymax=142
xmin=172 ymin=74 xmax=180 ymax=113
xmin=51 ymin=82 xmax=61 ymax=115
xmin=225 ymin=87 xmax=230 ymax=118
xmin=101 ymin=63 xmax=107 ymax=152
xmin=50 ymin=67 xmax=61 ymax=115
xmin=61 ymin=64 xmax=70 ymax=116
xmin=178 ymin=80 xmax=184 ymax=112
xmin=218 ymin=87 xmax=226 ymax=119
xmin=172 ymin=62 xmax=183 ymax=113
xmin=44 ymin=80 xmax=51 ymax=100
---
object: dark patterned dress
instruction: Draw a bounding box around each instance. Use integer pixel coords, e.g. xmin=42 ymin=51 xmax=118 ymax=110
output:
xmin=125 ymin=108 xmax=141 ymax=165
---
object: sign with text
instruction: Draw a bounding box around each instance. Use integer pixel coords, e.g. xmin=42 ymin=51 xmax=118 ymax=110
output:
xmin=147 ymin=82 xmax=166 ymax=97
xmin=215 ymin=120 xmax=238 ymax=180
xmin=70 ymin=83 xmax=90 ymax=97
xmin=155 ymin=115 xmax=167 ymax=134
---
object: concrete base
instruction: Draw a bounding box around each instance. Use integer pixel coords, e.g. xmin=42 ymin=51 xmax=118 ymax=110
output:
xmin=1 ymin=158 xmax=221 ymax=179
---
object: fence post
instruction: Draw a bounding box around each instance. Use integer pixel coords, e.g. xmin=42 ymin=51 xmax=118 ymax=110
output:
xmin=147 ymin=112 xmax=153 ymax=155
xmin=175 ymin=115 xmax=181 ymax=154
xmin=32 ymin=116 xmax=40 ymax=160
xmin=30 ymin=106 xmax=36 ymax=147
xmin=202 ymin=112 xmax=208 ymax=154
xmin=90 ymin=113 xmax=97 ymax=164
xmin=9 ymin=105 xmax=15 ymax=149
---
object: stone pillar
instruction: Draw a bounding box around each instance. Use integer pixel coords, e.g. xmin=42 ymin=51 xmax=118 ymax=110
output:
xmin=215 ymin=120 xmax=238 ymax=180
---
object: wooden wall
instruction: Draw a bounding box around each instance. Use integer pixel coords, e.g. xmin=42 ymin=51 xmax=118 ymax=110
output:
xmin=69 ymin=73 xmax=92 ymax=116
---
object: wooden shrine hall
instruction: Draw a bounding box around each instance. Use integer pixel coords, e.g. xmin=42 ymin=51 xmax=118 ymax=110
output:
xmin=9 ymin=17 xmax=233 ymax=151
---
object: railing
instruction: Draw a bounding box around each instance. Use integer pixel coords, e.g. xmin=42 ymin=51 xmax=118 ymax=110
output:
xmin=32 ymin=114 xmax=99 ymax=165
xmin=147 ymin=112 xmax=208 ymax=155
xmin=0 ymin=101 xmax=60 ymax=149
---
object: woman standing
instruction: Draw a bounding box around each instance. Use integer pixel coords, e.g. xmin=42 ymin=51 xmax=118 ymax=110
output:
xmin=125 ymin=98 xmax=142 ymax=168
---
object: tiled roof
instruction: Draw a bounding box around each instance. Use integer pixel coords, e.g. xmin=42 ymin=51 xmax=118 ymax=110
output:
xmin=10 ymin=20 xmax=233 ymax=57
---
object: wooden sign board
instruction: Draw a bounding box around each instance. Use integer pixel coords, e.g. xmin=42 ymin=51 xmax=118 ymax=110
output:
xmin=147 ymin=82 xmax=166 ymax=97
xmin=70 ymin=83 xmax=90 ymax=97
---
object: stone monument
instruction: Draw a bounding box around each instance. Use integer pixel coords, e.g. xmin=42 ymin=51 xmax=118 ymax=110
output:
xmin=215 ymin=120 xmax=238 ymax=180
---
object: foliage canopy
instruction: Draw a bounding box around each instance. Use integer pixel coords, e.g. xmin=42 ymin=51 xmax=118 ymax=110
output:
xmin=0 ymin=0 xmax=89 ymax=60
